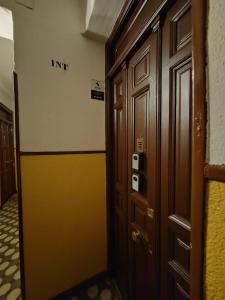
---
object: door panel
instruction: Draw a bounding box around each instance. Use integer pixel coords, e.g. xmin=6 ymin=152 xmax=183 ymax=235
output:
xmin=113 ymin=68 xmax=128 ymax=296
xmin=0 ymin=112 xmax=16 ymax=208
xmin=9 ymin=124 xmax=16 ymax=196
xmin=161 ymin=0 xmax=192 ymax=299
xmin=2 ymin=122 xmax=10 ymax=203
xmin=0 ymin=121 xmax=4 ymax=207
xmin=127 ymin=33 xmax=160 ymax=300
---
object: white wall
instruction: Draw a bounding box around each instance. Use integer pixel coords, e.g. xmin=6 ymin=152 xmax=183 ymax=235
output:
xmin=0 ymin=6 xmax=14 ymax=111
xmin=84 ymin=0 xmax=125 ymax=40
xmin=86 ymin=0 xmax=95 ymax=29
xmin=0 ymin=37 xmax=14 ymax=111
xmin=207 ymin=0 xmax=225 ymax=165
xmin=0 ymin=0 xmax=105 ymax=152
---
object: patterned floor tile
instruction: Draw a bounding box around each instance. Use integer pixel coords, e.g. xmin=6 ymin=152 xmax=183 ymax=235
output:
xmin=52 ymin=276 xmax=121 ymax=300
xmin=0 ymin=194 xmax=21 ymax=299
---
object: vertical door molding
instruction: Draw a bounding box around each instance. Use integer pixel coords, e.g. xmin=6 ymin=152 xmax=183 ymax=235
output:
xmin=112 ymin=64 xmax=129 ymax=297
xmin=191 ymin=0 xmax=206 ymax=299
xmin=161 ymin=1 xmax=193 ymax=298
xmin=127 ymin=32 xmax=160 ymax=300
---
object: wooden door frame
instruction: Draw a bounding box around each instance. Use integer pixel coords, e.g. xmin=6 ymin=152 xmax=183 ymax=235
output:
xmin=191 ymin=1 xmax=207 ymax=299
xmin=105 ymin=0 xmax=207 ymax=298
xmin=13 ymin=72 xmax=26 ymax=300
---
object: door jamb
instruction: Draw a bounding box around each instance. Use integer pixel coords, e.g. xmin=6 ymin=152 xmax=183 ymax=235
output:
xmin=14 ymin=72 xmax=26 ymax=300
xmin=190 ymin=1 xmax=207 ymax=299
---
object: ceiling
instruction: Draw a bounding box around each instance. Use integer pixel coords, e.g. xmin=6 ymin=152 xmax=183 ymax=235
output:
xmin=83 ymin=0 xmax=126 ymax=42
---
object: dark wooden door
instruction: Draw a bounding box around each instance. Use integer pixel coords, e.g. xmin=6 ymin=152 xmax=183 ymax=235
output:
xmin=0 ymin=121 xmax=4 ymax=206
xmin=9 ymin=124 xmax=16 ymax=197
xmin=1 ymin=121 xmax=11 ymax=203
xmin=5 ymin=123 xmax=12 ymax=199
xmin=112 ymin=67 xmax=128 ymax=296
xmin=0 ymin=105 xmax=16 ymax=208
xmin=161 ymin=0 xmax=192 ymax=299
xmin=111 ymin=1 xmax=195 ymax=298
xmin=127 ymin=34 xmax=160 ymax=300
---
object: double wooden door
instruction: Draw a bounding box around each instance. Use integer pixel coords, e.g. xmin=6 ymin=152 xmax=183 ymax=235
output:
xmin=0 ymin=105 xmax=16 ymax=208
xmin=112 ymin=0 xmax=192 ymax=299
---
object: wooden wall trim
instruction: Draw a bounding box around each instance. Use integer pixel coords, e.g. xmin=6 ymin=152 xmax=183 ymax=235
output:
xmin=0 ymin=102 xmax=14 ymax=124
xmin=0 ymin=117 xmax=13 ymax=124
xmin=204 ymin=164 xmax=225 ymax=182
xmin=106 ymin=0 xmax=171 ymax=78
xmin=107 ymin=0 xmax=140 ymax=44
xmin=19 ymin=150 xmax=106 ymax=156
xmin=0 ymin=102 xmax=13 ymax=114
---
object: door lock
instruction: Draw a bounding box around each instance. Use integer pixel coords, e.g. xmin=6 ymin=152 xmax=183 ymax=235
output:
xmin=147 ymin=208 xmax=154 ymax=219
xmin=132 ymin=230 xmax=141 ymax=242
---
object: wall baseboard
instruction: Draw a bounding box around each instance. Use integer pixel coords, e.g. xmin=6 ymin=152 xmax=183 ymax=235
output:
xmin=20 ymin=150 xmax=106 ymax=156
xmin=51 ymin=272 xmax=108 ymax=300
xmin=204 ymin=164 xmax=225 ymax=182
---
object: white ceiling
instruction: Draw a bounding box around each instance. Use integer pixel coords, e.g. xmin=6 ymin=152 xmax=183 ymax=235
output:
xmin=83 ymin=0 xmax=125 ymax=41
xmin=0 ymin=6 xmax=13 ymax=40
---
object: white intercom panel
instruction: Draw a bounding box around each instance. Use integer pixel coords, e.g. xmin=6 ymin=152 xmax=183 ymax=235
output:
xmin=132 ymin=153 xmax=144 ymax=171
xmin=132 ymin=174 xmax=140 ymax=192
xmin=132 ymin=154 xmax=139 ymax=170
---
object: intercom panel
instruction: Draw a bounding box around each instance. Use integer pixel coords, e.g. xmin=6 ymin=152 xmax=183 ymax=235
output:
xmin=132 ymin=153 xmax=144 ymax=171
xmin=132 ymin=174 xmax=145 ymax=192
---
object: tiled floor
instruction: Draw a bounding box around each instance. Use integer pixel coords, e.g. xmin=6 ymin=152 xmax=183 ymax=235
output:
xmin=0 ymin=194 xmax=21 ymax=300
xmin=55 ymin=277 xmax=121 ymax=300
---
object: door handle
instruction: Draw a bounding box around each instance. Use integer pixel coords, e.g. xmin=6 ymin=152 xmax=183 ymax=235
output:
xmin=141 ymin=231 xmax=149 ymax=244
xmin=132 ymin=230 xmax=141 ymax=242
xmin=132 ymin=229 xmax=153 ymax=255
xmin=139 ymin=230 xmax=153 ymax=255
xmin=140 ymin=232 xmax=153 ymax=255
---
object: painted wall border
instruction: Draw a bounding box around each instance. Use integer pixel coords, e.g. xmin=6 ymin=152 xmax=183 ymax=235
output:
xmin=204 ymin=164 xmax=225 ymax=182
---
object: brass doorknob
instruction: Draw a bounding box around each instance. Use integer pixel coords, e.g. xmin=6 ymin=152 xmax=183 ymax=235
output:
xmin=132 ymin=230 xmax=141 ymax=242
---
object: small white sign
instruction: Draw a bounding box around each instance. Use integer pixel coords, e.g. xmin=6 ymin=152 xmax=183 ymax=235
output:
xmin=91 ymin=79 xmax=104 ymax=92
xmin=91 ymin=79 xmax=105 ymax=101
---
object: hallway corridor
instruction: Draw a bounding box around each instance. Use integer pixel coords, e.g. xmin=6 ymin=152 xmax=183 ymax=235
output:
xmin=0 ymin=0 xmax=223 ymax=299
xmin=0 ymin=194 xmax=21 ymax=299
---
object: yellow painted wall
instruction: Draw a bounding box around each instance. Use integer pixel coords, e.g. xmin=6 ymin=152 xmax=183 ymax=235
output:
xmin=20 ymin=154 xmax=107 ymax=300
xmin=205 ymin=181 xmax=225 ymax=300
